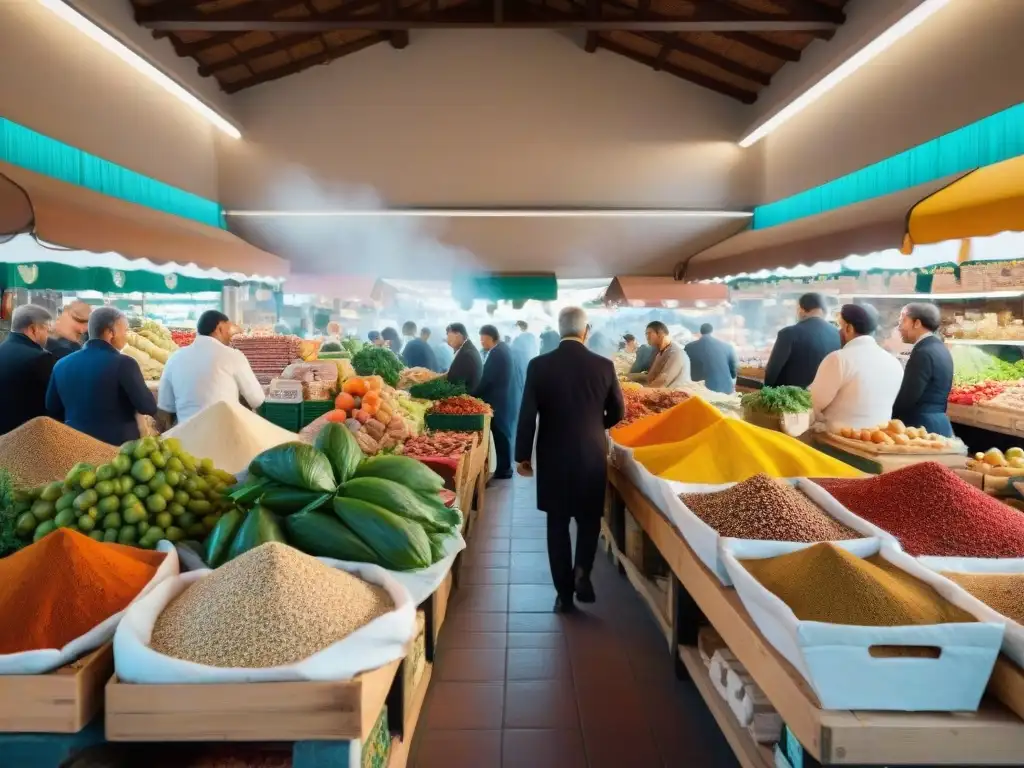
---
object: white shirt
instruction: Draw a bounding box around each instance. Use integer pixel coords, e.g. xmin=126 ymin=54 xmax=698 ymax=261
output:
xmin=158 ymin=335 xmax=266 ymax=425
xmin=808 ymin=335 xmax=904 ymax=432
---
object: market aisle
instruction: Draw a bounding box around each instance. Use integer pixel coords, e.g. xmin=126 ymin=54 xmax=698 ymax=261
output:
xmin=410 ymin=475 xmax=739 ymax=768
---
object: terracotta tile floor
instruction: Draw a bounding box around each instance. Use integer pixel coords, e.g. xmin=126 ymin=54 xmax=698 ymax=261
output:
xmin=410 ymin=476 xmax=739 ymax=768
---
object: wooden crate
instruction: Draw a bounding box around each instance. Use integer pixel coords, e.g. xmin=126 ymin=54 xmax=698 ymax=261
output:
xmin=989 ymin=656 xmax=1024 ymax=722
xmin=105 ymin=659 xmax=400 ymax=742
xmin=0 ymin=643 xmax=113 ymax=733
xmin=401 ymin=613 xmax=427 ymax=718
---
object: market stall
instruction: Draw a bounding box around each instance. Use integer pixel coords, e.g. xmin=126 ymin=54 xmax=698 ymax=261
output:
xmin=604 ymin=399 xmax=1024 ymax=766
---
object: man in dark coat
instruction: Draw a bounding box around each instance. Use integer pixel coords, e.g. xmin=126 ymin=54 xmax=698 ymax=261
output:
xmin=47 ymin=307 xmax=157 ymax=446
xmin=46 ymin=300 xmax=91 ymax=360
xmin=0 ymin=305 xmax=55 ymax=435
xmin=475 ymin=325 xmax=516 ymax=479
xmin=764 ymin=292 xmax=841 ymax=388
xmin=400 ymin=321 xmax=438 ymax=371
xmin=445 ymin=322 xmax=483 ymax=392
xmin=685 ymin=323 xmax=738 ymax=394
xmin=539 ymin=329 xmax=560 ymax=356
xmin=892 ymin=302 xmax=955 ymax=437
xmin=516 ymin=307 xmax=625 ymax=613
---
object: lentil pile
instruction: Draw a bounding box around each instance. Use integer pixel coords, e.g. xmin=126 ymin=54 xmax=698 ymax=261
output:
xmin=942 ymin=572 xmax=1024 ymax=624
xmin=0 ymin=529 xmax=164 ymax=654
xmin=0 ymin=417 xmax=118 ymax=488
xmin=817 ymin=462 xmax=1024 ymax=557
xmin=681 ymin=474 xmax=859 ymax=542
xmin=742 ymin=543 xmax=975 ymax=626
xmin=151 ymin=542 xmax=394 ymax=668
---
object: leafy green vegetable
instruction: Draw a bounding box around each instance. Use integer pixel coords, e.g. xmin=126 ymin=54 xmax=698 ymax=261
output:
xmin=351 ymin=346 xmax=404 ymax=386
xmin=950 ymin=345 xmax=1024 ymax=385
xmin=248 ymin=442 xmax=338 ymax=494
xmin=409 ymin=378 xmax=466 ymax=400
xmin=0 ymin=468 xmax=22 ymax=559
xmin=740 ymin=386 xmax=812 ymax=415
xmin=315 ymin=423 xmax=363 ymax=484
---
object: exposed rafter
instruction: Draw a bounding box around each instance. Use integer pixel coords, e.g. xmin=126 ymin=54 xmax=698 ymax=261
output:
xmin=196 ymin=32 xmax=317 ymax=77
xmin=633 ymin=32 xmax=771 ymax=86
xmin=594 ymin=36 xmax=757 ymax=104
xmin=716 ymin=31 xmax=801 ymax=62
xmin=222 ymin=33 xmax=389 ymax=93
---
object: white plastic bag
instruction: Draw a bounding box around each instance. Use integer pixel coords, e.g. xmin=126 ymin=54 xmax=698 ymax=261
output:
xmin=0 ymin=542 xmax=180 ymax=675
xmin=114 ymin=558 xmax=416 ymax=684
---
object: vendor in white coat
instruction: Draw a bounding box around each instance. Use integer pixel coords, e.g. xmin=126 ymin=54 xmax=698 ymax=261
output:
xmin=157 ymin=310 xmax=265 ymax=428
xmin=808 ymin=304 xmax=903 ymax=432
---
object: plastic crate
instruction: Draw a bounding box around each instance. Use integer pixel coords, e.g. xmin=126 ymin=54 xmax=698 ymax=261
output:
xmin=425 ymin=413 xmax=487 ymax=432
xmin=300 ymin=400 xmax=335 ymax=429
xmin=259 ymin=402 xmax=301 ymax=432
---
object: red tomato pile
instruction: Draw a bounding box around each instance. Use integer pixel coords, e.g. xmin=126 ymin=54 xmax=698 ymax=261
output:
xmin=430 ymin=396 xmax=492 ymax=416
xmin=170 ymin=329 xmax=196 ymax=347
xmin=948 ymin=381 xmax=1005 ymax=405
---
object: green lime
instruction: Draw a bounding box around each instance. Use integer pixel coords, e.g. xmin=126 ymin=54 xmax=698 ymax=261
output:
xmin=102 ymin=512 xmax=122 ymax=530
xmin=56 ymin=491 xmax=78 ymax=513
xmin=173 ymin=490 xmax=190 ymax=506
xmin=121 ymin=493 xmax=140 ymax=510
xmin=31 ymin=500 xmax=56 ymax=521
xmin=33 ymin=520 xmax=56 ymax=542
xmin=167 ymin=456 xmax=185 ymax=473
xmin=103 ymin=528 xmax=119 ymax=543
xmin=78 ymin=470 xmax=97 ymax=490
xmin=131 ymin=459 xmax=156 ymax=483
xmin=122 ymin=504 xmax=147 ymax=525
xmin=77 ymin=514 xmax=96 ymax=532
xmin=94 ymin=480 xmax=116 ymax=498
xmin=118 ymin=526 xmax=138 ymax=545
xmin=168 ymin=502 xmax=186 ymax=517
xmin=165 ymin=470 xmax=182 ymax=488
xmin=88 ymin=530 xmax=105 ymax=542
xmin=164 ymin=526 xmax=185 ymax=543
xmin=40 ymin=482 xmax=64 ymax=502
xmin=148 ymin=472 xmax=167 ymax=491
xmin=73 ymin=489 xmax=98 ymax=511
xmin=146 ymin=494 xmax=167 ymax=514
xmin=155 ymin=511 xmax=173 ymax=529
xmin=15 ymin=511 xmax=37 ymax=537
xmin=96 ymin=463 xmax=118 ymax=482
xmin=54 ymin=508 xmax=76 ymax=528
xmin=113 ymin=454 xmax=133 ymax=475
xmin=134 ymin=484 xmax=151 ymax=500
xmin=120 ymin=440 xmax=138 ymax=457
xmin=187 ymin=523 xmax=207 ymax=539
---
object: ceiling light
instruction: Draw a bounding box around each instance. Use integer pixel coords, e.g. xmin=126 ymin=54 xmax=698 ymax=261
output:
xmin=35 ymin=0 xmax=241 ymax=139
xmin=223 ymin=209 xmax=754 ymax=219
xmin=739 ymin=0 xmax=955 ymax=148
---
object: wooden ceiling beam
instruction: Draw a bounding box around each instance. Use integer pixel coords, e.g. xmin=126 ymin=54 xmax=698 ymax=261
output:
xmin=633 ymin=31 xmax=771 ymax=85
xmin=764 ymin=0 xmax=845 ymax=25
xmin=222 ymin=33 xmax=388 ymax=93
xmin=702 ymin=0 xmax=834 ymax=40
xmin=715 ymin=31 xmax=801 ymax=62
xmin=135 ymin=0 xmax=840 ymax=31
xmin=594 ymin=37 xmax=757 ymax=103
xmin=196 ymin=32 xmax=318 ymax=76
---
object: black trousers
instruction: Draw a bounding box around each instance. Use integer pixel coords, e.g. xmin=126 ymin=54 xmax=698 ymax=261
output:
xmin=492 ymin=422 xmax=512 ymax=476
xmin=546 ymin=512 xmax=602 ymax=598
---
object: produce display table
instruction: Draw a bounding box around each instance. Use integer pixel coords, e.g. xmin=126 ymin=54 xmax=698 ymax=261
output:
xmin=605 ymin=465 xmax=1024 ymax=766
xmin=812 ymin=434 xmax=968 ymax=475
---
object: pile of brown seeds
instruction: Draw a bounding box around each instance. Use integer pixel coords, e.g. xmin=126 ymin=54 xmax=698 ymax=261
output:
xmin=680 ymin=473 xmax=859 ymax=542
xmin=0 ymin=417 xmax=118 ymax=487
xmin=942 ymin=571 xmax=1024 ymax=624
xmin=151 ymin=542 xmax=394 ymax=668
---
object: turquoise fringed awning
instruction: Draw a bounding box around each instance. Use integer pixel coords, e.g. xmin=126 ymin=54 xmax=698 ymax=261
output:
xmin=754 ymin=101 xmax=1024 ymax=230
xmin=452 ymin=273 xmax=558 ymax=304
xmin=0 ymin=118 xmax=224 ymax=228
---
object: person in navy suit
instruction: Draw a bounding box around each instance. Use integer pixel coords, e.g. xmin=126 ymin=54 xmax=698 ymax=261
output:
xmin=475 ymin=325 xmax=517 ymax=480
xmin=892 ymin=303 xmax=955 ymax=437
xmin=764 ymin=292 xmax=841 ymax=388
xmin=47 ymin=307 xmax=157 ymax=446
xmin=684 ymin=323 xmax=738 ymax=394
xmin=400 ymin=321 xmax=438 ymax=371
xmin=0 ymin=305 xmax=55 ymax=435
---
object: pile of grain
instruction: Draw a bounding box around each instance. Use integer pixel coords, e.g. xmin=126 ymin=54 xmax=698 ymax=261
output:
xmin=943 ymin=571 xmax=1024 ymax=624
xmin=164 ymin=401 xmax=297 ymax=474
xmin=681 ymin=474 xmax=858 ymax=542
xmin=0 ymin=417 xmax=118 ymax=487
xmin=817 ymin=462 xmax=1024 ymax=557
xmin=743 ymin=543 xmax=975 ymax=627
xmin=151 ymin=542 xmax=394 ymax=668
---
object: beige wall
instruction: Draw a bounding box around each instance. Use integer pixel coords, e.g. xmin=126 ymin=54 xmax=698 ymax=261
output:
xmin=0 ymin=0 xmax=228 ymax=200
xmin=217 ymin=29 xmax=760 ymax=276
xmin=757 ymin=0 xmax=1024 ymax=203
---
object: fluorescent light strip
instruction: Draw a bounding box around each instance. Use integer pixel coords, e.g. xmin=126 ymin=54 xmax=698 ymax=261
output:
xmin=224 ymin=209 xmax=754 ymax=219
xmin=739 ymin=0 xmax=955 ymax=148
xmin=35 ymin=0 xmax=241 ymax=139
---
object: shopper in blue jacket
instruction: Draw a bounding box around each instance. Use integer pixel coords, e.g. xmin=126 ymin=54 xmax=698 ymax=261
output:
xmin=47 ymin=307 xmax=157 ymax=446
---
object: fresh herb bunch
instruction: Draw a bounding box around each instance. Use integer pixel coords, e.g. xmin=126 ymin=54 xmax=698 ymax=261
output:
xmin=342 ymin=338 xmax=365 ymax=357
xmin=351 ymin=346 xmax=404 ymax=386
xmin=0 ymin=468 xmax=22 ymax=558
xmin=409 ymin=378 xmax=467 ymax=400
xmin=740 ymin=386 xmax=812 ymax=415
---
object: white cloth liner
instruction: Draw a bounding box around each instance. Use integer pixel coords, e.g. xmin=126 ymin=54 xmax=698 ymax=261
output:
xmin=721 ymin=538 xmax=1004 ymax=711
xmin=918 ymin=556 xmax=1024 ymax=669
xmin=0 ymin=542 xmax=180 ymax=675
xmin=114 ymin=557 xmax=416 ymax=684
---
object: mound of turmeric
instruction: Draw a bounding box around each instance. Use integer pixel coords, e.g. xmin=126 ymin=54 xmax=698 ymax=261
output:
xmin=611 ymin=396 xmax=723 ymax=447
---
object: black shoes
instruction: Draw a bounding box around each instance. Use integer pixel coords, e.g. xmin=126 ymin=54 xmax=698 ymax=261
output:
xmin=553 ymin=594 xmax=576 ymax=613
xmin=492 ymin=470 xmax=514 ymax=480
xmin=574 ymin=569 xmax=596 ymax=603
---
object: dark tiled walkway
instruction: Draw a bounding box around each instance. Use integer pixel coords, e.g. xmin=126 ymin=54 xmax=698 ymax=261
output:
xmin=410 ymin=476 xmax=739 ymax=768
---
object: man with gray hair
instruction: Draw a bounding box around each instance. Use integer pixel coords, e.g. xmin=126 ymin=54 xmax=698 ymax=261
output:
xmin=47 ymin=306 xmax=157 ymax=445
xmin=516 ymin=306 xmax=625 ymax=612
xmin=0 ymin=304 xmax=55 ymax=434
xmin=893 ymin=302 xmax=954 ymax=436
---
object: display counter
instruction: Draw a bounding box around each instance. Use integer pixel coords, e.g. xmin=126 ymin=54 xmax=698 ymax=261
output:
xmin=604 ymin=465 xmax=1024 ymax=766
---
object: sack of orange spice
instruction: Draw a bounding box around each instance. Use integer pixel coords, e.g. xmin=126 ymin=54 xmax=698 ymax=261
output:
xmin=0 ymin=530 xmax=179 ymax=675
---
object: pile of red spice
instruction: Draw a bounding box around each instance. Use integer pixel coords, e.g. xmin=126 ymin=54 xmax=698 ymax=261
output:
xmin=816 ymin=462 xmax=1024 ymax=557
xmin=0 ymin=529 xmax=164 ymax=654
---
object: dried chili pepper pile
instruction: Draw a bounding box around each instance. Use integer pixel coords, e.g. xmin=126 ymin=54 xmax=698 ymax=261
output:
xmin=817 ymin=462 xmax=1024 ymax=557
